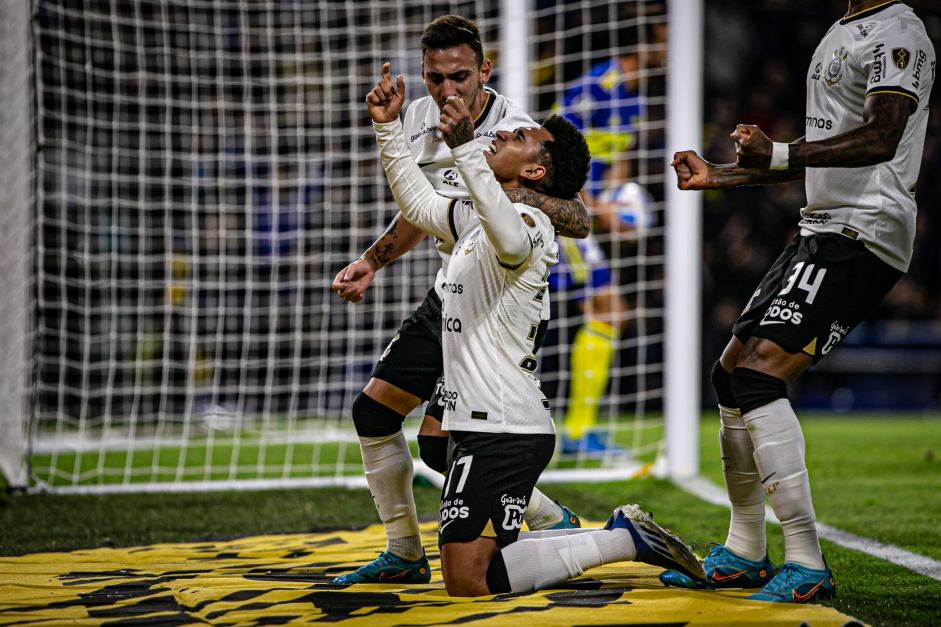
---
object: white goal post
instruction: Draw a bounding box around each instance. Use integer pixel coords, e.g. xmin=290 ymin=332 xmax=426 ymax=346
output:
xmin=1 ymin=0 xmax=702 ymax=493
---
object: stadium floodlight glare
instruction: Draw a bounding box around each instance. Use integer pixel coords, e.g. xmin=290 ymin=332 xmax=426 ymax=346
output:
xmin=4 ymin=0 xmax=700 ymax=493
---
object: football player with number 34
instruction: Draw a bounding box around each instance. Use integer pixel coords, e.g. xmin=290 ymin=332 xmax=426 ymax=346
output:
xmin=664 ymin=0 xmax=934 ymax=604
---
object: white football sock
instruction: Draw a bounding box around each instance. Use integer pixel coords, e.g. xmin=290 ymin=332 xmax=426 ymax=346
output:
xmin=499 ymin=528 xmax=635 ymax=592
xmin=719 ymin=405 xmax=767 ymax=561
xmin=745 ymin=398 xmax=825 ymax=570
xmin=524 ymin=487 xmax=564 ymax=530
xmin=359 ymin=431 xmax=423 ymax=561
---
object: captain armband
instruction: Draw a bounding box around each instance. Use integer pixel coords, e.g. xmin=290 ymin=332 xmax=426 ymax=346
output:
xmin=769 ymin=142 xmax=790 ymax=170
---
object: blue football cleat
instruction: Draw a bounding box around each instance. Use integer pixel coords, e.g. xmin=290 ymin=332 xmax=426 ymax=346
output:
xmin=746 ymin=560 xmax=835 ymax=603
xmin=332 ymin=551 xmax=431 ymax=585
xmin=660 ymin=543 xmax=774 ymax=590
xmin=560 ymin=431 xmax=628 ymax=457
xmin=547 ymin=503 xmax=581 ymax=530
xmin=605 ymin=504 xmax=706 ymax=581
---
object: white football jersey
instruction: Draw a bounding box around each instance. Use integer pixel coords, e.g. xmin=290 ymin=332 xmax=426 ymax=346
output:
xmin=402 ymin=88 xmax=538 ymax=297
xmin=439 ymin=200 xmax=559 ymax=434
xmin=800 ymin=1 xmax=935 ymax=272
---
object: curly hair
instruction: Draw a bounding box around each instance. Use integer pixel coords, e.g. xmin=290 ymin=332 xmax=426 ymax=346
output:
xmin=420 ymin=15 xmax=484 ymax=67
xmin=532 ymin=115 xmax=592 ymax=200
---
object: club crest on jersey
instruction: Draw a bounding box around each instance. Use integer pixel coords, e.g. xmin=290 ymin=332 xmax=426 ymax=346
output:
xmin=521 ymin=213 xmax=536 ymax=227
xmin=379 ymin=333 xmax=399 ymax=362
xmin=892 ymin=48 xmax=911 ymax=70
xmin=463 ymin=234 xmax=478 ymax=255
xmin=825 ymin=47 xmax=848 ymax=86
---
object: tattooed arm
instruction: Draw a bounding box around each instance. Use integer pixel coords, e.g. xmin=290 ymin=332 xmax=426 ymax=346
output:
xmin=671 ymin=145 xmax=806 ymax=190
xmin=332 ymin=214 xmax=426 ymax=303
xmin=675 ymin=92 xmax=912 ymax=191
xmin=502 ymin=190 xmax=590 ymax=239
xmin=733 ymin=92 xmax=910 ymax=170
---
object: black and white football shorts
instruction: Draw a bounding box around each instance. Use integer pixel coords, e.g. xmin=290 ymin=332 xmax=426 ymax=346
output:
xmin=732 ymin=233 xmax=903 ymax=365
xmin=426 ymin=319 xmax=549 ymax=422
xmin=370 ymin=287 xmax=443 ymax=402
xmin=437 ymin=431 xmax=555 ymax=548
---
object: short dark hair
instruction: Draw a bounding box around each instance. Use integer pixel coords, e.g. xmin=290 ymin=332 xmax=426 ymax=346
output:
xmin=532 ymin=115 xmax=591 ymax=199
xmin=420 ymin=15 xmax=484 ymax=67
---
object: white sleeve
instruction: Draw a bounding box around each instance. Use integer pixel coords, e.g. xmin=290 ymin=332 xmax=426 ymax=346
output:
xmin=373 ymin=119 xmax=454 ymax=241
xmin=450 ymin=140 xmax=532 ymax=268
xmin=863 ymin=21 xmax=929 ymax=108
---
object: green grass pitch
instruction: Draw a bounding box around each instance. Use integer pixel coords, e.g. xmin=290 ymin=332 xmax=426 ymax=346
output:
xmin=3 ymin=413 xmax=940 ymax=626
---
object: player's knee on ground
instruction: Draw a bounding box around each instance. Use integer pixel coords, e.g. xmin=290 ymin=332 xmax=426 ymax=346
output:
xmin=417 ymin=434 xmax=449 ymax=474
xmin=351 ymin=392 xmax=406 ymax=438
xmin=440 ymin=542 xmax=496 ymax=597
xmin=729 ymin=367 xmax=787 ymax=416
xmin=711 ymin=359 xmax=738 ymax=409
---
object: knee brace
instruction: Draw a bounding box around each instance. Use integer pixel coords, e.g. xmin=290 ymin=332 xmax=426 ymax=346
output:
xmin=351 ymin=393 xmax=406 ymax=438
xmin=729 ymin=368 xmax=788 ymax=416
xmin=710 ymin=360 xmax=738 ymax=409
xmin=418 ymin=434 xmax=449 ymax=474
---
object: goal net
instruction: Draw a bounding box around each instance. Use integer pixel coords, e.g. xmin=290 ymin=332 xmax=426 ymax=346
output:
xmin=9 ymin=0 xmax=690 ymax=493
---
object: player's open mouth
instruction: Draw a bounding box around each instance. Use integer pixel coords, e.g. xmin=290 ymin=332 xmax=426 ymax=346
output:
xmin=486 ymin=143 xmax=497 ymax=155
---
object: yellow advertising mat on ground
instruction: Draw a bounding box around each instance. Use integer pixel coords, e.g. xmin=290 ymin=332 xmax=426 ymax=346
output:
xmin=0 ymin=521 xmax=864 ymax=626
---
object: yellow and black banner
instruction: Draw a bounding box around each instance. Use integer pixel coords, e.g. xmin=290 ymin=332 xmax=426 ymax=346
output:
xmin=0 ymin=521 xmax=864 ymax=626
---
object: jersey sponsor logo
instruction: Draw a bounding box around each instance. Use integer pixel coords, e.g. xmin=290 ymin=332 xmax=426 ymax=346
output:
xmin=805 ymin=116 xmax=833 ymax=130
xmin=410 ymin=122 xmax=435 ymax=143
xmin=870 ymin=43 xmax=887 ymax=85
xmin=912 ymin=49 xmax=928 ymax=90
xmin=826 ymin=47 xmax=848 ymax=86
xmin=442 ymin=281 xmax=464 ymax=294
xmin=811 ymin=62 xmax=822 ymax=81
xmin=856 ymin=22 xmax=874 ymax=37
xmin=444 ymin=315 xmax=463 ymax=333
xmin=801 ymin=210 xmax=832 ymax=225
xmin=501 ymin=495 xmax=527 ymax=531
xmin=892 ymin=48 xmax=911 ymax=70
xmin=439 ymin=497 xmax=470 ymax=531
xmin=442 ymin=169 xmax=460 ymax=188
xmin=821 ymin=321 xmax=850 ymax=356
xmin=759 ymin=297 xmax=804 ymax=326
xmin=438 ymin=389 xmax=459 ymax=411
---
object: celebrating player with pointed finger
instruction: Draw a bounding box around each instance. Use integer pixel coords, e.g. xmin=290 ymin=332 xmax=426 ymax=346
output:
xmin=664 ymin=0 xmax=935 ymax=604
xmin=331 ymin=15 xmax=590 ymax=586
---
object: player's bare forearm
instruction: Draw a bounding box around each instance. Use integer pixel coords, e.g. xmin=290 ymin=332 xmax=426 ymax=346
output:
xmin=789 ymin=93 xmax=910 ymax=168
xmin=362 ymin=213 xmax=427 ymax=270
xmin=502 ymin=189 xmax=590 ymax=238
xmin=672 ymin=149 xmax=804 ymax=190
xmin=710 ymin=163 xmax=806 ymax=187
